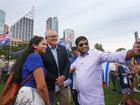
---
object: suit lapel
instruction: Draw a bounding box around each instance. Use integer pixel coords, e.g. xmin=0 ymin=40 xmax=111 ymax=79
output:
xmin=57 ymin=45 xmax=61 ymax=70
xmin=46 ymin=46 xmax=58 ymax=67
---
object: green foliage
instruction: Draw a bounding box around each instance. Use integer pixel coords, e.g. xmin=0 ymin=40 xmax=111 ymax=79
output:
xmin=0 ymin=43 xmax=28 ymax=59
xmin=0 ymin=82 xmax=5 ymax=93
xmin=116 ymin=48 xmax=126 ymax=52
xmin=94 ymin=43 xmax=105 ymax=52
xmin=0 ymin=45 xmax=10 ymax=59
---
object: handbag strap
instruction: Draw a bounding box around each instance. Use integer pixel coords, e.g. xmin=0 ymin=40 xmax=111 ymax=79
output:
xmin=20 ymin=74 xmax=33 ymax=86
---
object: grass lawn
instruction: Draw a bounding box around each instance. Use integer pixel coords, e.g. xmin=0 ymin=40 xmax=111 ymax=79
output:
xmin=0 ymin=82 xmax=4 ymax=93
xmin=0 ymin=82 xmax=140 ymax=105
xmin=104 ymin=86 xmax=140 ymax=105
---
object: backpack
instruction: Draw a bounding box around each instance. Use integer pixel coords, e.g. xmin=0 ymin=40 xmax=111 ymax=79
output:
xmin=0 ymin=72 xmax=32 ymax=105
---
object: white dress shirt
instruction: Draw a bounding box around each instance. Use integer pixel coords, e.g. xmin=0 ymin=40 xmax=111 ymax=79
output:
xmin=71 ymin=50 xmax=127 ymax=105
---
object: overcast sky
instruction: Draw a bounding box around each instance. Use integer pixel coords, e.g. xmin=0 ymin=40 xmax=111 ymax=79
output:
xmin=0 ymin=0 xmax=140 ymax=51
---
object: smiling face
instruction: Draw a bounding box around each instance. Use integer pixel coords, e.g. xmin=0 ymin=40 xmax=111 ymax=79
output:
xmin=45 ymin=29 xmax=58 ymax=46
xmin=30 ymin=36 xmax=47 ymax=54
xmin=77 ymin=39 xmax=89 ymax=54
xmin=33 ymin=39 xmax=47 ymax=54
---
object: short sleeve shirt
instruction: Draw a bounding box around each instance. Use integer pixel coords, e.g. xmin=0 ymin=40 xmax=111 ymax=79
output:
xmin=22 ymin=53 xmax=46 ymax=88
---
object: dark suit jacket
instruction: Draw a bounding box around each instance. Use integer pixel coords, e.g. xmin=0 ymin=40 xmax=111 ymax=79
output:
xmin=41 ymin=44 xmax=70 ymax=91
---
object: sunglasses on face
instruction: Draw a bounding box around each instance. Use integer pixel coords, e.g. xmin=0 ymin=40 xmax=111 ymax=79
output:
xmin=78 ymin=42 xmax=88 ymax=47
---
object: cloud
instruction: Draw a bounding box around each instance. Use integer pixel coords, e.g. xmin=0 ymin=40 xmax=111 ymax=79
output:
xmin=0 ymin=0 xmax=140 ymax=51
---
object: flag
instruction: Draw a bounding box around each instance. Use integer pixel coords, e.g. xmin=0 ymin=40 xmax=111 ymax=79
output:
xmin=0 ymin=34 xmax=11 ymax=46
xmin=105 ymin=62 xmax=110 ymax=86
xmin=102 ymin=62 xmax=110 ymax=87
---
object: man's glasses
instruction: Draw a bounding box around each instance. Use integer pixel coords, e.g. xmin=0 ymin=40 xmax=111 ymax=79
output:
xmin=78 ymin=42 xmax=88 ymax=47
xmin=48 ymin=35 xmax=58 ymax=38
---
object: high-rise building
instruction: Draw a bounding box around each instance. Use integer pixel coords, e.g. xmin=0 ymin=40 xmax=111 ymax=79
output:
xmin=0 ymin=9 xmax=6 ymax=34
xmin=46 ymin=17 xmax=58 ymax=34
xmin=63 ymin=29 xmax=75 ymax=48
xmin=10 ymin=8 xmax=34 ymax=41
xmin=4 ymin=24 xmax=9 ymax=34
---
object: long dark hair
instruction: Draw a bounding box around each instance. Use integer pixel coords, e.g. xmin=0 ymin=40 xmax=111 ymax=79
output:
xmin=13 ymin=36 xmax=44 ymax=83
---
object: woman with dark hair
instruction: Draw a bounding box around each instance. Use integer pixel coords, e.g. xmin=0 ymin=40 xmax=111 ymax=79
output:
xmin=14 ymin=36 xmax=50 ymax=105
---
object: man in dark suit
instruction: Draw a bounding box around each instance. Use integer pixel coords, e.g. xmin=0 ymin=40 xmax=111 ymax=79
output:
xmin=41 ymin=29 xmax=70 ymax=105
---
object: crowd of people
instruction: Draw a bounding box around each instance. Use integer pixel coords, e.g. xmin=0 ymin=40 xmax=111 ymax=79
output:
xmin=0 ymin=56 xmax=15 ymax=83
xmin=0 ymin=29 xmax=140 ymax=105
xmin=103 ymin=60 xmax=140 ymax=105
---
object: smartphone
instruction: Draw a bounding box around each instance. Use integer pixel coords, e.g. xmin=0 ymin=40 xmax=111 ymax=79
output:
xmin=134 ymin=31 xmax=139 ymax=42
xmin=134 ymin=31 xmax=140 ymax=55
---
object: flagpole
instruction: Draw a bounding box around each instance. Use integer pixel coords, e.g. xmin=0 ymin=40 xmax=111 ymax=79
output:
xmin=9 ymin=32 xmax=12 ymax=61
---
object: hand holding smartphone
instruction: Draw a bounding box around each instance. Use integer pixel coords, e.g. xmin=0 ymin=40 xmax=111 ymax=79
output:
xmin=134 ymin=31 xmax=140 ymax=55
xmin=134 ymin=31 xmax=139 ymax=42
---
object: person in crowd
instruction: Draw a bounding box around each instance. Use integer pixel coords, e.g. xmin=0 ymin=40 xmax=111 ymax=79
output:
xmin=41 ymin=29 xmax=70 ymax=105
xmin=117 ymin=63 xmax=134 ymax=105
xmin=70 ymin=36 xmax=140 ymax=105
xmin=7 ymin=59 xmax=15 ymax=78
xmin=14 ymin=36 xmax=51 ymax=105
xmin=131 ymin=57 xmax=140 ymax=91
xmin=102 ymin=62 xmax=120 ymax=90
xmin=0 ymin=56 xmax=5 ymax=83
xmin=69 ymin=46 xmax=80 ymax=105
xmin=109 ymin=62 xmax=121 ymax=92
xmin=127 ymin=58 xmax=140 ymax=105
xmin=1 ymin=61 xmax=9 ymax=82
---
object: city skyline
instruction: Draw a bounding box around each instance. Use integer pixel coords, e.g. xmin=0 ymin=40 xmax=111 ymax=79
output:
xmin=0 ymin=0 xmax=140 ymax=51
xmin=0 ymin=9 xmax=6 ymax=34
xmin=46 ymin=17 xmax=58 ymax=34
xmin=10 ymin=8 xmax=34 ymax=42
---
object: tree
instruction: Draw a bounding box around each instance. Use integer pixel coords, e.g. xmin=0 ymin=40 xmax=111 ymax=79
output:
xmin=0 ymin=43 xmax=28 ymax=59
xmin=116 ymin=48 xmax=126 ymax=52
xmin=94 ymin=43 xmax=104 ymax=52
